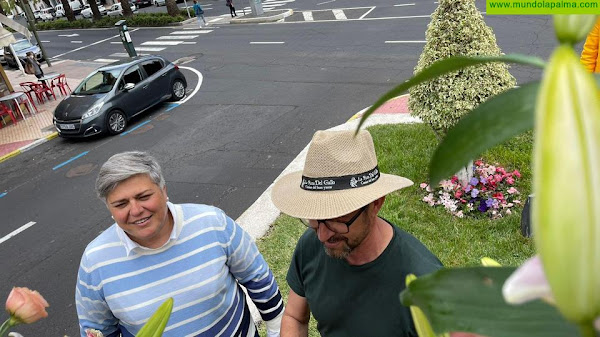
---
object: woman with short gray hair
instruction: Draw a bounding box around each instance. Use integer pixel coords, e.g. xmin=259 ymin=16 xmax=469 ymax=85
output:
xmin=76 ymin=151 xmax=284 ymax=337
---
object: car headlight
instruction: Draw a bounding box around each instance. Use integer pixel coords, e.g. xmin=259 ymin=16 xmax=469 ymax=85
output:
xmin=82 ymin=101 xmax=105 ymax=120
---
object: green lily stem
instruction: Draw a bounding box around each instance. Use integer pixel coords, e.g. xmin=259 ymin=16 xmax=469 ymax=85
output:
xmin=0 ymin=317 xmax=18 ymax=337
xmin=578 ymin=321 xmax=600 ymax=337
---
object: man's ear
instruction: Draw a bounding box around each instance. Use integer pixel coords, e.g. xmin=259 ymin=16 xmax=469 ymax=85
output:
xmin=370 ymin=196 xmax=386 ymax=214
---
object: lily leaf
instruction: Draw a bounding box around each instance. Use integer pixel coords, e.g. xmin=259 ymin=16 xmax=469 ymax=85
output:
xmin=136 ymin=298 xmax=174 ymax=337
xmin=400 ymin=267 xmax=581 ymax=337
xmin=428 ymin=82 xmax=538 ymax=185
xmin=356 ymin=54 xmax=545 ymax=131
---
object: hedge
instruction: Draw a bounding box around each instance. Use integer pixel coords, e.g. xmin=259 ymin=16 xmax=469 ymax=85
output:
xmin=35 ymin=13 xmax=187 ymax=30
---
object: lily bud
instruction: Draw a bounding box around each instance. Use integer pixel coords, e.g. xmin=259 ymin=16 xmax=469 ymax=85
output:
xmin=5 ymin=287 xmax=49 ymax=324
xmin=553 ymin=15 xmax=597 ymax=45
xmin=533 ymin=44 xmax=600 ymax=324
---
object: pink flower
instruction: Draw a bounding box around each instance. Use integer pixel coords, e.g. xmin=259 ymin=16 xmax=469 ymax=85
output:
xmin=5 ymin=287 xmax=49 ymax=324
xmin=419 ymin=183 xmax=428 ymax=189
xmin=507 ymin=187 xmax=519 ymax=194
xmin=506 ymin=177 xmax=515 ymax=185
xmin=454 ymin=190 xmax=463 ymax=198
xmin=506 ymin=209 xmax=512 ymax=215
xmin=493 ymin=192 xmax=504 ymax=200
xmin=86 ymin=329 xmax=105 ymax=337
xmin=513 ymin=170 xmax=521 ymax=178
xmin=493 ymin=174 xmax=503 ymax=183
xmin=454 ymin=211 xmax=464 ymax=218
xmin=440 ymin=180 xmax=455 ymax=191
xmin=496 ymin=166 xmax=507 ymax=175
xmin=474 ymin=160 xmax=483 ymax=166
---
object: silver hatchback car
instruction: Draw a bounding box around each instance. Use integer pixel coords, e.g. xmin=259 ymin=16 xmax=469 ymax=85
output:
xmin=53 ymin=55 xmax=187 ymax=138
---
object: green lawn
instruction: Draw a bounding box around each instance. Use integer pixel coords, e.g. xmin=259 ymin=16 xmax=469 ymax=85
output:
xmin=256 ymin=123 xmax=535 ymax=336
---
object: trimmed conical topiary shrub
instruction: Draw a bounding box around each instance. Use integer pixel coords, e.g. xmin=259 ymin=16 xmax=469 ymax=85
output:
xmin=409 ymin=0 xmax=516 ymax=138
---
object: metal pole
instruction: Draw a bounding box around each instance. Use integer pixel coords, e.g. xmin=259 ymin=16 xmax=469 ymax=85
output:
xmin=9 ymin=44 xmax=26 ymax=76
xmin=182 ymin=0 xmax=191 ymax=18
xmin=20 ymin=0 xmax=52 ymax=67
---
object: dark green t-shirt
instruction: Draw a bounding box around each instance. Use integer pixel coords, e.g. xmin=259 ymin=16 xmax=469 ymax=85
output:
xmin=286 ymin=219 xmax=442 ymax=337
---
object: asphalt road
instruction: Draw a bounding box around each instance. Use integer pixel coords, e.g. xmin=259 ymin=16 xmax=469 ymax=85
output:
xmin=0 ymin=1 xmax=556 ymax=335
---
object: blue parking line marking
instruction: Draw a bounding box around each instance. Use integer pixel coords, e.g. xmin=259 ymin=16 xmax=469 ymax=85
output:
xmin=120 ymin=120 xmax=152 ymax=137
xmin=53 ymin=151 xmax=89 ymax=171
xmin=0 ymin=192 xmax=6 ymax=198
xmin=166 ymin=103 xmax=179 ymax=112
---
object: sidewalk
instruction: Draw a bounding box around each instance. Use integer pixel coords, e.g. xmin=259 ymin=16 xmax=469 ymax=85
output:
xmin=0 ymin=60 xmax=98 ymax=161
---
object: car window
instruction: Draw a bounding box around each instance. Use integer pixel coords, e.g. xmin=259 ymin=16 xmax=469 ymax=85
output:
xmin=141 ymin=60 xmax=163 ymax=77
xmin=118 ymin=65 xmax=144 ymax=90
xmin=12 ymin=41 xmax=33 ymax=52
xmin=74 ymin=69 xmax=121 ymax=95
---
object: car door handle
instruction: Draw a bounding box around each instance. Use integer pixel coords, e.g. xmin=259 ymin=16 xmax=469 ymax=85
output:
xmin=161 ymin=73 xmax=167 ymax=77
xmin=143 ymin=85 xmax=149 ymax=89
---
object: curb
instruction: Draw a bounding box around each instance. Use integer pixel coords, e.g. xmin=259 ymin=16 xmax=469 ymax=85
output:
xmin=230 ymin=9 xmax=293 ymax=24
xmin=0 ymin=132 xmax=58 ymax=164
xmin=347 ymin=94 xmax=410 ymax=122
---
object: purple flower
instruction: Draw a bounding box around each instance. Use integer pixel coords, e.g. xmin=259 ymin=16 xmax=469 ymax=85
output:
xmin=470 ymin=188 xmax=479 ymax=198
xmin=480 ymin=177 xmax=488 ymax=184
xmin=469 ymin=177 xmax=479 ymax=186
xmin=464 ymin=185 xmax=472 ymax=192
xmin=486 ymin=198 xmax=494 ymax=208
xmin=478 ymin=200 xmax=488 ymax=212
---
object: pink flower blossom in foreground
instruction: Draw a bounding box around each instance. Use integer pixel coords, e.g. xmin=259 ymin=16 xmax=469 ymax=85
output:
xmin=507 ymin=187 xmax=519 ymax=194
xmin=5 ymin=287 xmax=49 ymax=324
xmin=420 ymin=182 xmax=428 ymax=189
xmin=86 ymin=328 xmax=105 ymax=337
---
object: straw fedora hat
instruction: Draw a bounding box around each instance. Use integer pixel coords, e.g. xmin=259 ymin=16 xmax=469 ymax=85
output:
xmin=271 ymin=129 xmax=413 ymax=220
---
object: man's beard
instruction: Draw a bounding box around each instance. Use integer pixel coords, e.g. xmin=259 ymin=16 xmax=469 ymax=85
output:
xmin=323 ymin=224 xmax=370 ymax=259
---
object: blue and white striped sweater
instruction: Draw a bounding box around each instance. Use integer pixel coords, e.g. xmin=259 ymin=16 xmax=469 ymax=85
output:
xmin=76 ymin=203 xmax=283 ymax=337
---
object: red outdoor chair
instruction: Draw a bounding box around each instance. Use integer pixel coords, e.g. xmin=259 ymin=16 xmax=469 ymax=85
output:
xmin=19 ymin=82 xmax=37 ymax=103
xmin=0 ymin=104 xmax=17 ymax=127
xmin=32 ymin=83 xmax=56 ymax=104
xmin=14 ymin=91 xmax=38 ymax=115
xmin=54 ymin=74 xmax=72 ymax=96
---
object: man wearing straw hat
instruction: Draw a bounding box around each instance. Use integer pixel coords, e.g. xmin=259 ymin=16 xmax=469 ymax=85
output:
xmin=272 ymin=129 xmax=442 ymax=336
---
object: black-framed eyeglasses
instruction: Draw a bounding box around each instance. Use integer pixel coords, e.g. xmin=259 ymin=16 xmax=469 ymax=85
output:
xmin=300 ymin=205 xmax=368 ymax=234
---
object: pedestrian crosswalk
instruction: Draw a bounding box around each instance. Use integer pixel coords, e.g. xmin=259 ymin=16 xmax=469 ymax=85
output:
xmin=283 ymin=6 xmax=373 ymax=22
xmin=226 ymin=0 xmax=295 ymax=15
xmin=94 ymin=29 xmax=214 ymax=63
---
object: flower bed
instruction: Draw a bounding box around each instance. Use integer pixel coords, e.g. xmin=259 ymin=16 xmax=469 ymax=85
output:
xmin=420 ymin=160 xmax=522 ymax=218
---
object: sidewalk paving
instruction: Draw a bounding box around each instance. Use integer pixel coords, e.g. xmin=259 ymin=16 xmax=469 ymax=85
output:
xmin=0 ymin=59 xmax=99 ymax=161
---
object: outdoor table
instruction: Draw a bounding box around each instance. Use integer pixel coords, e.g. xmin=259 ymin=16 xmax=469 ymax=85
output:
xmin=0 ymin=92 xmax=36 ymax=120
xmin=37 ymin=73 xmax=60 ymax=83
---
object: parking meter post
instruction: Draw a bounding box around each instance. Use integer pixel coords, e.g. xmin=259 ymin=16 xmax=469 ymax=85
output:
xmin=19 ymin=0 xmax=52 ymax=67
xmin=115 ymin=20 xmax=137 ymax=57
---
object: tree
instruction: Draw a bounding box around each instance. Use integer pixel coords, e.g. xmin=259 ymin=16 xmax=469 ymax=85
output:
xmin=59 ymin=0 xmax=76 ymax=21
xmin=89 ymin=0 xmax=101 ymax=20
xmin=165 ymin=0 xmax=179 ymax=17
xmin=121 ymin=0 xmax=133 ymax=17
xmin=408 ymin=0 xmax=516 ymax=139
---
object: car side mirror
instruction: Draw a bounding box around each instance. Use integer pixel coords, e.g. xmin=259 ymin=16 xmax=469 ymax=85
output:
xmin=123 ymin=83 xmax=135 ymax=91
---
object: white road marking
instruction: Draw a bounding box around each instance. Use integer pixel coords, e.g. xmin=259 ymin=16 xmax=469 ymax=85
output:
xmin=263 ymin=13 xmax=429 ymax=24
xmin=394 ymin=3 xmax=415 ymax=6
xmin=209 ymin=17 xmax=223 ymax=22
xmin=250 ymin=41 xmax=285 ymax=44
xmin=332 ymin=9 xmax=346 ymax=20
xmin=141 ymin=41 xmax=183 ymax=45
xmin=171 ymin=30 xmax=209 ymax=34
xmin=157 ymin=35 xmax=198 ymax=39
xmin=385 ymin=40 xmax=426 ymax=43
xmin=302 ymin=11 xmax=313 ymax=21
xmin=0 ymin=222 xmax=36 ymax=245
xmin=94 ymin=58 xmax=120 ymax=63
xmin=178 ymin=66 xmax=202 ymax=104
xmin=51 ymin=28 xmax=140 ymax=59
xmin=110 ymin=41 xmax=122 ymax=44
xmin=136 ymin=46 xmax=167 ymax=51
xmin=110 ymin=52 xmax=149 ymax=57
xmin=41 ymin=40 xmax=50 ymax=43
xmin=180 ymin=42 xmax=197 ymax=44
xmin=71 ymin=41 xmax=83 ymax=43
xmin=359 ymin=6 xmax=376 ymax=19
xmin=317 ymin=0 xmax=335 ymax=5
xmin=59 ymin=33 xmax=79 ymax=37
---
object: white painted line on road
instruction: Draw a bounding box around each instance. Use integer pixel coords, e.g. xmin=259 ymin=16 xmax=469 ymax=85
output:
xmin=141 ymin=41 xmax=183 ymax=45
xmin=209 ymin=17 xmax=223 ymax=22
xmin=0 ymin=222 xmax=36 ymax=245
xmin=110 ymin=41 xmax=122 ymax=44
xmin=178 ymin=66 xmax=202 ymax=105
xmin=394 ymin=3 xmax=415 ymax=6
xmin=385 ymin=40 xmax=426 ymax=43
xmin=181 ymin=42 xmax=197 ymax=44
xmin=261 ymin=13 xmax=429 ymax=24
xmin=359 ymin=6 xmax=376 ymax=19
xmin=317 ymin=0 xmax=336 ymax=5
xmin=171 ymin=30 xmax=207 ymax=34
xmin=302 ymin=11 xmax=313 ymax=21
xmin=110 ymin=52 xmax=149 ymax=57
xmin=136 ymin=46 xmax=166 ymax=51
xmin=94 ymin=58 xmax=120 ymax=63
xmin=332 ymin=9 xmax=347 ymax=20
xmin=59 ymin=33 xmax=79 ymax=37
xmin=157 ymin=35 xmax=198 ymax=39
xmin=41 ymin=40 xmax=50 ymax=43
xmin=51 ymin=28 xmax=140 ymax=59
xmin=250 ymin=41 xmax=285 ymax=44
xmin=71 ymin=41 xmax=83 ymax=43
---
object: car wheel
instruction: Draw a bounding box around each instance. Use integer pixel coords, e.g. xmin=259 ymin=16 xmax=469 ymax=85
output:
xmin=170 ymin=79 xmax=186 ymax=101
xmin=107 ymin=110 xmax=127 ymax=135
